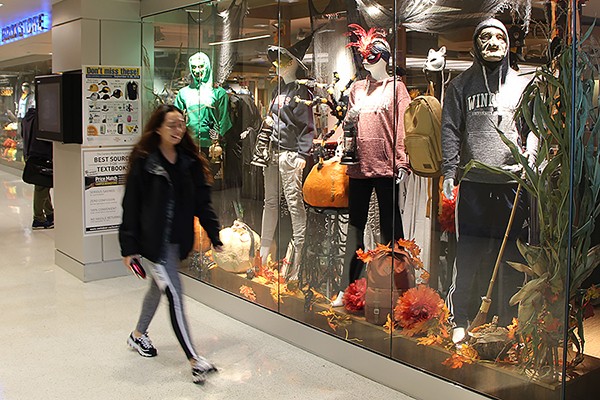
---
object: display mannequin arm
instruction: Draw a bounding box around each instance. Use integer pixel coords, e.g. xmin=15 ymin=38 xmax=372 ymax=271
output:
xmin=214 ymin=88 xmax=233 ymax=135
xmin=524 ymin=131 xmax=538 ymax=169
xmin=396 ymin=168 xmax=409 ymax=184
xmin=291 ymin=85 xmax=316 ymax=159
xmin=443 ymin=178 xmax=455 ymax=200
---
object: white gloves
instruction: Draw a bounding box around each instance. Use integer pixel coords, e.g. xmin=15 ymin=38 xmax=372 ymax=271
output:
xmin=443 ymin=178 xmax=455 ymax=200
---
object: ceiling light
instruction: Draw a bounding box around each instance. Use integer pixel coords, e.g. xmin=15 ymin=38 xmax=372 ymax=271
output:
xmin=209 ymin=34 xmax=270 ymax=46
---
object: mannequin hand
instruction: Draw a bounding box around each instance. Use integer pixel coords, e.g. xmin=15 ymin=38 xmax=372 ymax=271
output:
xmin=240 ymin=127 xmax=253 ymax=140
xmin=264 ymin=116 xmax=274 ymax=128
xmin=296 ymin=157 xmax=306 ymax=170
xmin=442 ymin=178 xmax=455 ymax=200
xmin=523 ymin=150 xmax=536 ymax=170
xmin=395 ymin=169 xmax=408 ymax=185
xmin=502 ymin=164 xmax=523 ymax=175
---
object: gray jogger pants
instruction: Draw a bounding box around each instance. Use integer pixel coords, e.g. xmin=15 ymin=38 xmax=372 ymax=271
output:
xmin=135 ymin=244 xmax=198 ymax=360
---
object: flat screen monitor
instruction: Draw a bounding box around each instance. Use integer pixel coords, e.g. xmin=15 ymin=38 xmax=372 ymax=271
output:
xmin=37 ymin=80 xmax=61 ymax=134
xmin=35 ymin=71 xmax=82 ymax=144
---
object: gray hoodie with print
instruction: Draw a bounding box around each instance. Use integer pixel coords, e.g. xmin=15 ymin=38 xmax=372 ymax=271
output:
xmin=441 ymin=18 xmax=532 ymax=184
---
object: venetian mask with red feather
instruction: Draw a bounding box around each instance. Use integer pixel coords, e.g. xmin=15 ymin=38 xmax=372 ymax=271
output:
xmin=346 ymin=23 xmax=391 ymax=65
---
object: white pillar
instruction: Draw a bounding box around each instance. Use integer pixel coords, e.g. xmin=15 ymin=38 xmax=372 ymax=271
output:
xmin=51 ymin=0 xmax=141 ymax=281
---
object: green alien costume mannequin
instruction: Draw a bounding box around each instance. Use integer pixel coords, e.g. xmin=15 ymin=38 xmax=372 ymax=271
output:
xmin=175 ymin=52 xmax=232 ymax=148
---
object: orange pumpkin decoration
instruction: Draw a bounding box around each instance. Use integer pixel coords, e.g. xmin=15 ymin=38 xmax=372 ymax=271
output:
xmin=302 ymin=158 xmax=349 ymax=209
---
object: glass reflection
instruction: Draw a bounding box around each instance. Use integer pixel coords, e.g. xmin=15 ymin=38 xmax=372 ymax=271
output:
xmin=141 ymin=1 xmax=600 ymax=398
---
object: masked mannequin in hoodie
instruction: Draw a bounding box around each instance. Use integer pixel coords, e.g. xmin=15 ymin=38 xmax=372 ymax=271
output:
xmin=259 ymin=37 xmax=315 ymax=282
xmin=441 ymin=19 xmax=536 ymax=343
xmin=175 ymin=52 xmax=232 ymax=157
xmin=332 ymin=25 xmax=411 ymax=307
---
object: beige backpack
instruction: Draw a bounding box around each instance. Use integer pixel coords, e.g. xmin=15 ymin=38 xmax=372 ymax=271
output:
xmin=403 ymin=93 xmax=442 ymax=177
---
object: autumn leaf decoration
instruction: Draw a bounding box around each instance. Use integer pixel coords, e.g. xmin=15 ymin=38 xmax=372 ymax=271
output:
xmin=317 ymin=309 xmax=352 ymax=332
xmin=383 ymin=313 xmax=398 ymax=334
xmin=442 ymin=344 xmax=479 ymax=369
xmin=356 ymin=243 xmax=392 ymax=263
xmin=396 ymin=238 xmax=425 ymax=272
xmin=239 ymin=285 xmax=257 ymax=302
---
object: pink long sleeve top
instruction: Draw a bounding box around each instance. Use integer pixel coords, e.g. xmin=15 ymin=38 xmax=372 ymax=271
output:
xmin=346 ymin=75 xmax=411 ymax=179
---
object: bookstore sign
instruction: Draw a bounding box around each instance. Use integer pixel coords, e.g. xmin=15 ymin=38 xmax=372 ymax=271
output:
xmin=1 ymin=12 xmax=50 ymax=45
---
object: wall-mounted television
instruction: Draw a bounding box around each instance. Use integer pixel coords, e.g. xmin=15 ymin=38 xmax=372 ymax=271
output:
xmin=35 ymin=71 xmax=82 ymax=144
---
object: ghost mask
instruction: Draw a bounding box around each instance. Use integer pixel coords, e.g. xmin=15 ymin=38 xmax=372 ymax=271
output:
xmin=477 ymin=27 xmax=508 ymax=62
xmin=188 ymin=52 xmax=211 ymax=85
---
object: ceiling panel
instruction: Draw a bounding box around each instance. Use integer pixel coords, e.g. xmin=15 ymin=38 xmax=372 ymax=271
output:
xmin=0 ymin=0 xmax=55 ymax=27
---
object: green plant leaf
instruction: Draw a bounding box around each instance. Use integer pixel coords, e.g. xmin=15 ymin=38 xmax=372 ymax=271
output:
xmin=507 ymin=261 xmax=536 ymax=276
xmin=518 ymin=291 xmax=544 ymax=324
xmin=509 ymin=273 xmax=549 ymax=306
xmin=571 ymin=244 xmax=600 ymax=292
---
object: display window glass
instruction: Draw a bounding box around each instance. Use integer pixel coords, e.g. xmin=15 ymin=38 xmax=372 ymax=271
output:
xmin=0 ymin=59 xmax=51 ymax=168
xmin=142 ymin=1 xmax=600 ymax=398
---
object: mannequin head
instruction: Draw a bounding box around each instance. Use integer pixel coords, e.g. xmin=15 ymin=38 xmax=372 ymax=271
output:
xmin=473 ymin=18 xmax=510 ymax=68
xmin=21 ymin=82 xmax=31 ymax=96
xmin=346 ymin=24 xmax=391 ymax=74
xmin=188 ymin=52 xmax=213 ymax=87
xmin=267 ymin=35 xmax=312 ymax=83
xmin=363 ymin=57 xmax=390 ymax=81
xmin=477 ymin=27 xmax=507 ymax=62
xmin=271 ymin=52 xmax=301 ymax=84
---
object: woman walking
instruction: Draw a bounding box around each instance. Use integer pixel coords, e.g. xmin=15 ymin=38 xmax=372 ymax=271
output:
xmin=119 ymin=104 xmax=223 ymax=384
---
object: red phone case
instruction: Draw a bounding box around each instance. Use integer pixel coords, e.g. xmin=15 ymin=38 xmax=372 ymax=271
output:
xmin=130 ymin=259 xmax=146 ymax=279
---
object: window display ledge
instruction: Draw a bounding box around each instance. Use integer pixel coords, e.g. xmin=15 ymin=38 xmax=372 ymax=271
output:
xmin=0 ymin=159 xmax=24 ymax=174
xmin=181 ymin=267 xmax=600 ymax=400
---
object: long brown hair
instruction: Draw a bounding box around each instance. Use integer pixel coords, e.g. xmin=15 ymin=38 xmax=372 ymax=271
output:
xmin=126 ymin=104 xmax=211 ymax=181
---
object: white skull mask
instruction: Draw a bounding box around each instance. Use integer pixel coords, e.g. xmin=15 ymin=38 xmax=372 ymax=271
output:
xmin=477 ymin=27 xmax=507 ymax=62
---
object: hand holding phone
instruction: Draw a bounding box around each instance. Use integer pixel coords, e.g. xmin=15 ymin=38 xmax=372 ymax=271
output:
xmin=129 ymin=258 xmax=146 ymax=279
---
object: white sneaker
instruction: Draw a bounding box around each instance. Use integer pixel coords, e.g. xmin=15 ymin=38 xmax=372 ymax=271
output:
xmin=191 ymin=356 xmax=217 ymax=384
xmin=452 ymin=327 xmax=467 ymax=344
xmin=331 ymin=291 xmax=344 ymax=307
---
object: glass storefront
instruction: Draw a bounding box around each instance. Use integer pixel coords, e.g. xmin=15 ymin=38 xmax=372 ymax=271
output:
xmin=141 ymin=1 xmax=600 ymax=398
xmin=0 ymin=59 xmax=52 ymax=169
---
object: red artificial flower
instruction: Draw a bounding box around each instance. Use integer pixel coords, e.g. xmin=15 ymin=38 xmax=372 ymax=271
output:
xmin=343 ymin=278 xmax=367 ymax=312
xmin=394 ymin=285 xmax=445 ymax=331
xmin=438 ymin=186 xmax=458 ymax=233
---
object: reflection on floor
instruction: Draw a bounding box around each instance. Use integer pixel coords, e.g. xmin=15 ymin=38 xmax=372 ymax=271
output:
xmin=0 ymin=169 xmax=414 ymax=400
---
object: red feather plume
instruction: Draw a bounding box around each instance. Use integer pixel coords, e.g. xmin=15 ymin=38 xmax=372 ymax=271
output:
xmin=346 ymin=23 xmax=387 ymax=59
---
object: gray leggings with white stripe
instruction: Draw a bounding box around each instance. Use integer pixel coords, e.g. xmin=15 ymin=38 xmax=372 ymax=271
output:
xmin=136 ymin=243 xmax=197 ymax=360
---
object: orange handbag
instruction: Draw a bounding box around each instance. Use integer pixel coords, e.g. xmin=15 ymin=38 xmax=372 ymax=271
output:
xmin=302 ymin=157 xmax=349 ymax=209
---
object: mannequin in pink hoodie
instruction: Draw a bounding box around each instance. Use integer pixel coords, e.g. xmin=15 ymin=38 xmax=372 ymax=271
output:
xmin=333 ymin=25 xmax=411 ymax=306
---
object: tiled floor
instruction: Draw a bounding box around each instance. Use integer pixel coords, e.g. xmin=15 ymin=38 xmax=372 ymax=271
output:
xmin=0 ymin=168 xmax=414 ymax=400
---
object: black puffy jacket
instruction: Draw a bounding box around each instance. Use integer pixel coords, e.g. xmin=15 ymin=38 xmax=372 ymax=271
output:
xmin=119 ymin=149 xmax=222 ymax=262
xmin=22 ymin=108 xmax=52 ymax=160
